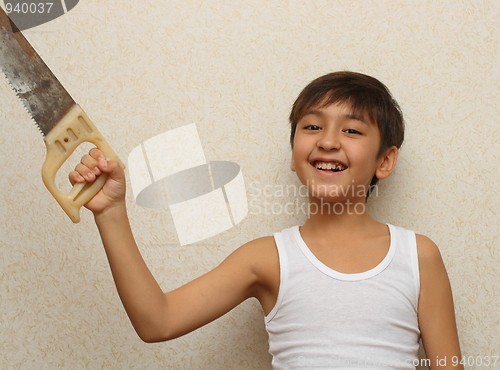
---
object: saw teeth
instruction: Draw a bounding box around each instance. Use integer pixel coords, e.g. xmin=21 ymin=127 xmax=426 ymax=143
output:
xmin=33 ymin=120 xmax=43 ymax=134
xmin=17 ymin=95 xmax=38 ymax=126
xmin=2 ymin=70 xmax=41 ymax=132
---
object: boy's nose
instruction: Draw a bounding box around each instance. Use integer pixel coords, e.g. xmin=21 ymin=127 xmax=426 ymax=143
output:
xmin=317 ymin=130 xmax=340 ymax=151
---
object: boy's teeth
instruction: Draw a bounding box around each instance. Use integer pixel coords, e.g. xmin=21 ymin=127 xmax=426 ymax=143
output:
xmin=314 ymin=162 xmax=345 ymax=171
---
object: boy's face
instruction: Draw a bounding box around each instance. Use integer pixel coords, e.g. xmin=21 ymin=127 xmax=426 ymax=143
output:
xmin=291 ymin=103 xmax=396 ymax=203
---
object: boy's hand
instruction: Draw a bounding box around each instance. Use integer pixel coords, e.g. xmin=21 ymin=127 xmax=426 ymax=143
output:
xmin=68 ymin=148 xmax=126 ymax=215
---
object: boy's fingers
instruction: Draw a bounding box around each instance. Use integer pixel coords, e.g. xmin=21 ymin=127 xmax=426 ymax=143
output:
xmin=81 ymin=154 xmax=101 ymax=176
xmin=97 ymin=159 xmax=125 ymax=182
xmin=98 ymin=158 xmax=119 ymax=174
xmin=89 ymin=147 xmax=105 ymax=161
xmin=75 ymin=163 xmax=97 ymax=182
xmin=68 ymin=170 xmax=85 ymax=185
xmin=69 ymin=149 xmax=113 ymax=186
xmin=69 ymin=159 xmax=119 ymax=184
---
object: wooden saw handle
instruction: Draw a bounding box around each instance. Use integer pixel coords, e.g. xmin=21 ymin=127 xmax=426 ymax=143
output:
xmin=42 ymin=104 xmax=124 ymax=223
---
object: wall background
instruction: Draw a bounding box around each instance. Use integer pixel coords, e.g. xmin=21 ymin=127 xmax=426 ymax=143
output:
xmin=1 ymin=0 xmax=498 ymax=369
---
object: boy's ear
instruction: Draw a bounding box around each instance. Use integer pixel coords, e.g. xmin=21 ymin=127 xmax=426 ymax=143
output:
xmin=375 ymin=146 xmax=398 ymax=180
xmin=290 ymin=153 xmax=296 ymax=172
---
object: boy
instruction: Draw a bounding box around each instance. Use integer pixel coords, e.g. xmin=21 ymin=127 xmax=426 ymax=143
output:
xmin=70 ymin=72 xmax=463 ymax=369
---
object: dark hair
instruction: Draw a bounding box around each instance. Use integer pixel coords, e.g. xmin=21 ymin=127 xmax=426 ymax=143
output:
xmin=289 ymin=71 xmax=405 ymax=189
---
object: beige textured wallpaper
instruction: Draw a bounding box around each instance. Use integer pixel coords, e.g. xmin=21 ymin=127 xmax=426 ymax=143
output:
xmin=1 ymin=0 xmax=499 ymax=369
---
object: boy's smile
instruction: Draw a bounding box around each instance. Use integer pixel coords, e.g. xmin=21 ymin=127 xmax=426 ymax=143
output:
xmin=291 ymin=103 xmax=396 ymax=203
xmin=311 ymin=160 xmax=347 ymax=173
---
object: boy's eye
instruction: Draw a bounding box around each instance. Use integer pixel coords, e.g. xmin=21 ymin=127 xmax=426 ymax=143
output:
xmin=344 ymin=128 xmax=361 ymax=135
xmin=304 ymin=125 xmax=321 ymax=130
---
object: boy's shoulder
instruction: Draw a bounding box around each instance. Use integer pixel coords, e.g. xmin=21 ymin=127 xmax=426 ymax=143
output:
xmin=390 ymin=224 xmax=442 ymax=262
xmin=414 ymin=234 xmax=447 ymax=275
xmin=239 ymin=235 xmax=278 ymax=269
xmin=415 ymin=234 xmax=442 ymax=259
xmin=226 ymin=235 xmax=278 ymax=280
xmin=232 ymin=236 xmax=279 ymax=312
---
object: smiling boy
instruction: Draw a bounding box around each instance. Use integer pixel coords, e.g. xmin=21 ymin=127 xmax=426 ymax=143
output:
xmin=71 ymin=71 xmax=463 ymax=369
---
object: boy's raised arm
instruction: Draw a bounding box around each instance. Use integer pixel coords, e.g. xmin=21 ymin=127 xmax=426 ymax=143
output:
xmin=69 ymin=149 xmax=267 ymax=342
xmin=416 ymin=235 xmax=464 ymax=370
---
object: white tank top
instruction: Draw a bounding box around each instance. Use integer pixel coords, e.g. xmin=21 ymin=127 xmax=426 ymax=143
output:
xmin=265 ymin=224 xmax=420 ymax=369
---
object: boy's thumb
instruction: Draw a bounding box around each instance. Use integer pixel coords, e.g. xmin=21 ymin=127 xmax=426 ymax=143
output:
xmin=99 ymin=159 xmax=122 ymax=178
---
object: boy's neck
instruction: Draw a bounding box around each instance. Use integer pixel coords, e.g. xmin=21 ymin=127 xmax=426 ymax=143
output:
xmin=301 ymin=197 xmax=381 ymax=239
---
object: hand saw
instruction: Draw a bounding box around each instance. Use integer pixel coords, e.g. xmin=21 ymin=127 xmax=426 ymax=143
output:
xmin=0 ymin=7 xmax=124 ymax=223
